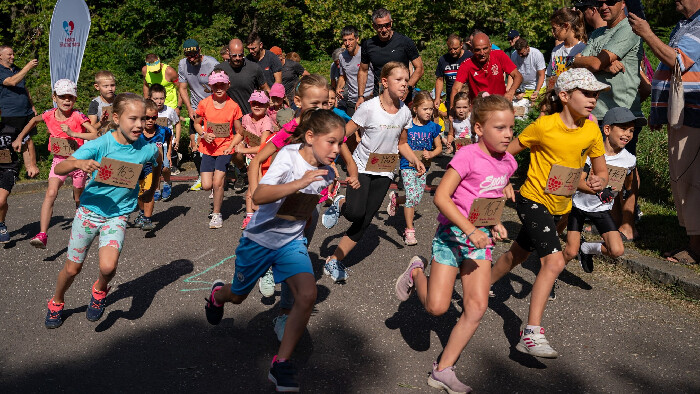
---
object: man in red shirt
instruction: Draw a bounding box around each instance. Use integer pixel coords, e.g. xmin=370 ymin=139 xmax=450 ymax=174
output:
xmin=450 ymin=33 xmax=522 ymax=107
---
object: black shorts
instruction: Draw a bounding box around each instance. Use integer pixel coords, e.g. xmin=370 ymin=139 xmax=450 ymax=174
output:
xmin=3 ymin=115 xmax=37 ymax=136
xmin=567 ymin=206 xmax=618 ymax=235
xmin=200 ymin=153 xmax=232 ymax=173
xmin=0 ymin=169 xmax=17 ymax=193
xmin=514 ymin=195 xmax=563 ymax=257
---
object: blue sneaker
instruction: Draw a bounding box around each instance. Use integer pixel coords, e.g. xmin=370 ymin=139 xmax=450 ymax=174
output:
xmin=0 ymin=222 xmax=9 ymax=243
xmin=324 ymin=257 xmax=348 ymax=283
xmin=161 ymin=183 xmax=172 ymax=201
xmin=268 ymin=356 xmax=299 ymax=392
xmin=45 ymin=299 xmax=64 ymax=329
xmin=86 ymin=281 xmax=110 ymax=322
xmin=322 ymin=194 xmax=344 ymax=229
xmin=132 ymin=212 xmax=145 ymax=228
xmin=205 ymin=280 xmax=225 ymax=325
xmin=153 ymin=189 xmax=161 ymax=201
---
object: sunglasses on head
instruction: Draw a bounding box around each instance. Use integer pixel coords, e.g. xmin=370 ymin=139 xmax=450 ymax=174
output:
xmin=145 ymin=116 xmax=158 ymax=120
xmin=374 ymin=22 xmax=392 ymax=30
xmin=597 ymin=0 xmax=622 ymax=7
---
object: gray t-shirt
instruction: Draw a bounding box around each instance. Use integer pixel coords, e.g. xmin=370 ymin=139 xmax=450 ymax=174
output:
xmin=178 ymin=55 xmax=219 ymax=111
xmin=339 ymin=48 xmax=374 ymax=103
xmin=217 ymin=59 xmax=266 ymax=115
xmin=246 ymin=50 xmax=281 ymax=88
xmin=581 ymin=19 xmax=643 ymax=118
xmin=87 ymin=96 xmax=112 ymax=118
xmin=510 ymin=47 xmax=546 ymax=90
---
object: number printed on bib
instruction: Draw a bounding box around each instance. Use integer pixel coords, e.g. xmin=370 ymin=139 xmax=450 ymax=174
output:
xmin=545 ymin=164 xmax=583 ymax=196
xmin=49 ymin=137 xmax=79 ymax=157
xmin=365 ymin=153 xmax=399 ymax=172
xmin=467 ymin=197 xmax=506 ymax=226
xmin=95 ymin=157 xmax=143 ymax=189
xmin=0 ymin=149 xmax=12 ymax=164
xmin=207 ymin=122 xmax=231 ymax=138
xmin=276 ymin=192 xmax=321 ymax=221
xmin=606 ymin=165 xmax=627 ymax=191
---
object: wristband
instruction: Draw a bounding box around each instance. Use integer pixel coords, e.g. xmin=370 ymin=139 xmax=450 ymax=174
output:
xmin=467 ymin=228 xmax=477 ymax=238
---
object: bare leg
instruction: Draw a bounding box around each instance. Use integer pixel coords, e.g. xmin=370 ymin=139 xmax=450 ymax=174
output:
xmin=39 ymin=178 xmax=64 ymax=233
xmin=527 ymin=252 xmax=565 ymax=326
xmin=277 ymin=273 xmax=316 ymax=360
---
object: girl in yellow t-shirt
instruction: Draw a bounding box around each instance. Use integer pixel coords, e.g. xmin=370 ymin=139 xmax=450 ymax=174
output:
xmin=491 ymin=68 xmax=609 ymax=359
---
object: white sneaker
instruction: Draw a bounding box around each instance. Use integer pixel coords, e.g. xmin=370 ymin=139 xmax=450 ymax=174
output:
xmin=273 ymin=314 xmax=288 ymax=342
xmin=516 ymin=327 xmax=559 ymax=358
xmin=209 ymin=213 xmax=223 ymax=229
xmin=258 ymin=268 xmax=275 ymax=297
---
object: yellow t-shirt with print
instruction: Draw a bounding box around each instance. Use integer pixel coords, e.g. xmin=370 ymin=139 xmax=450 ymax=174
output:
xmin=518 ymin=113 xmax=605 ymax=215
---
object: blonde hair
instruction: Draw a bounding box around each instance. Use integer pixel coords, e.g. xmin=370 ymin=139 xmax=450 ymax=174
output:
xmin=470 ymin=92 xmax=513 ymax=130
xmin=295 ymin=74 xmax=328 ymax=99
xmin=380 ymin=61 xmax=409 ymax=80
xmin=107 ymin=93 xmax=145 ymax=130
xmin=94 ymin=70 xmax=116 ymax=83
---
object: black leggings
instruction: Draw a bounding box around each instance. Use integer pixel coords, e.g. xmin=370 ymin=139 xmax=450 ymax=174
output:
xmin=343 ymin=173 xmax=392 ymax=242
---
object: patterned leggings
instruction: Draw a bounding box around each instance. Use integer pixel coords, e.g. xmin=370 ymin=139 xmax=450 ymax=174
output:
xmin=401 ymin=168 xmax=427 ymax=208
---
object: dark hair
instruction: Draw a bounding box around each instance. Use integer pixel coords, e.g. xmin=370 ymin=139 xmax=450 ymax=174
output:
xmin=145 ymin=53 xmax=159 ymax=63
xmin=148 ymin=83 xmax=166 ymax=96
xmin=540 ymin=89 xmax=564 ymax=115
xmin=144 ymin=98 xmax=158 ymax=113
xmin=411 ymin=91 xmax=433 ymax=111
xmin=341 ymin=25 xmax=359 ymax=38
xmin=286 ymin=52 xmax=301 ymax=62
xmin=447 ymin=34 xmax=462 ymax=44
xmin=286 ymin=108 xmax=346 ymax=145
xmin=372 ymin=8 xmax=391 ymax=22
xmin=514 ymin=38 xmax=529 ymax=51
xmin=470 ymin=93 xmax=513 ymax=130
xmin=551 ymin=7 xmax=587 ymax=43
xmin=108 ymin=93 xmax=145 ymax=130
xmin=453 ymin=91 xmax=470 ymax=105
xmin=246 ymin=31 xmax=261 ymax=45
xmin=220 ymin=45 xmax=229 ymax=56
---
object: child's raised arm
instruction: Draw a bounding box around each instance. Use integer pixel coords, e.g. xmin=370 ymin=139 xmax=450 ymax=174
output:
xmin=12 ymin=114 xmax=43 ymax=152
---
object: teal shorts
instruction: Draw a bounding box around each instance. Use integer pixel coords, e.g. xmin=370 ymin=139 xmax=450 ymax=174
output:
xmin=66 ymin=207 xmax=127 ymax=264
xmin=431 ymin=224 xmax=493 ymax=267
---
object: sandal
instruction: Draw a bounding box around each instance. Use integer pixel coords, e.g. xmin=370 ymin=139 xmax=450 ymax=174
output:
xmin=666 ymin=248 xmax=700 ymax=265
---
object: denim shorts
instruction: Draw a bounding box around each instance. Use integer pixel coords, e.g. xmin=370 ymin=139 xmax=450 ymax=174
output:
xmin=431 ymin=223 xmax=493 ymax=267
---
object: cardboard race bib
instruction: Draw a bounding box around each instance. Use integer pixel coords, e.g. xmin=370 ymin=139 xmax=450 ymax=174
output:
xmin=49 ymin=137 xmax=79 ymax=157
xmin=454 ymin=138 xmax=471 ymax=150
xmin=514 ymin=106 xmax=527 ymax=117
xmin=365 ymin=153 xmax=399 ymax=172
xmin=97 ymin=106 xmax=114 ymax=136
xmin=207 ymin=122 xmax=231 ymax=138
xmin=467 ymin=197 xmax=507 ymax=227
xmin=0 ymin=149 xmax=12 ymax=164
xmin=410 ymin=150 xmax=432 ymax=168
xmin=606 ymin=164 xmax=628 ymax=191
xmin=544 ymin=164 xmax=583 ymax=196
xmin=275 ymin=192 xmax=321 ymax=221
xmin=156 ymin=117 xmax=170 ymax=127
xmin=242 ymin=129 xmax=261 ymax=147
xmin=95 ymin=157 xmax=143 ymax=189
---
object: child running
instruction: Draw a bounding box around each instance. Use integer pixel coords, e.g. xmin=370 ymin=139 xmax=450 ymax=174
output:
xmin=386 ymin=90 xmax=442 ymax=245
xmin=87 ymin=71 xmax=117 ymax=136
xmin=321 ymin=61 xmax=425 ymax=282
xmin=448 ymin=92 xmax=473 ymax=150
xmin=267 ymin=83 xmax=289 ymax=128
xmin=44 ymin=92 xmax=162 ymax=328
xmin=395 ymin=93 xmax=516 ymax=394
xmin=149 ymin=83 xmax=181 ymax=201
xmin=490 ymin=68 xmax=609 ymax=358
xmin=563 ymin=107 xmax=642 ymax=272
xmin=204 ymin=109 xmax=345 ymax=392
xmin=13 ymin=79 xmax=98 ymax=249
xmin=193 ymin=70 xmax=243 ymax=229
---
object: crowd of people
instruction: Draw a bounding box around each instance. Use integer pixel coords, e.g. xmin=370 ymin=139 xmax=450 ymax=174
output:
xmin=0 ymin=1 xmax=699 ymax=392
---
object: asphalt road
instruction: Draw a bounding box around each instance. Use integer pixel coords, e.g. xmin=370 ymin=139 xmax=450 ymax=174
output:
xmin=1 ymin=165 xmax=698 ymax=393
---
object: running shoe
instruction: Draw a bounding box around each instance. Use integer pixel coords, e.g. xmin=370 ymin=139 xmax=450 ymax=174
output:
xmin=427 ymin=362 xmax=472 ymax=394
xmin=324 ymin=257 xmax=348 ymax=283
xmin=404 ymin=228 xmax=417 ymax=246
xmin=268 ymin=356 xmax=299 ymax=392
xmin=86 ymin=281 xmax=111 ymax=322
xmin=153 ymin=189 xmax=161 ymax=201
xmin=579 ymin=242 xmax=594 ymax=273
xmin=386 ymin=191 xmax=397 ymax=216
xmin=273 ymin=314 xmax=288 ymax=342
xmin=395 ymin=256 xmax=425 ymax=301
xmin=0 ymin=222 xmax=9 ymax=243
xmin=161 ymin=183 xmax=172 ymax=201
xmin=321 ymin=194 xmax=344 ymax=229
xmin=259 ymin=268 xmax=275 ymax=297
xmin=515 ymin=327 xmax=559 ymax=358
xmin=170 ymin=167 xmax=181 ymax=175
xmin=189 ymin=177 xmax=202 ymax=191
xmin=132 ymin=212 xmax=145 ymax=228
xmin=204 ymin=279 xmax=225 ymax=325
xmin=241 ymin=215 xmax=252 ymax=230
xmin=45 ymin=298 xmax=65 ymax=329
xmin=209 ymin=213 xmax=223 ymax=229
xmin=30 ymin=232 xmax=47 ymax=249
xmin=141 ymin=217 xmax=155 ymax=231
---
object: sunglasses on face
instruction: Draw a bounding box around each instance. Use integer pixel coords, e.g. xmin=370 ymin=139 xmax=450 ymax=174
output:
xmin=229 ymin=53 xmax=244 ymax=58
xmin=184 ymin=51 xmax=198 ymax=58
xmin=145 ymin=116 xmax=158 ymax=120
xmin=373 ymin=22 xmax=392 ymax=30
xmin=597 ymin=0 xmax=622 ymax=8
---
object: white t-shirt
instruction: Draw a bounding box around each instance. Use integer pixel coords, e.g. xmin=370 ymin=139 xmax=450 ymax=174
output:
xmin=351 ymin=97 xmax=412 ymax=177
xmin=510 ymin=47 xmax=546 ymax=90
xmin=244 ymin=144 xmax=335 ymax=250
xmin=547 ymin=41 xmax=587 ymax=77
xmin=573 ymin=149 xmax=636 ymax=212
xmin=453 ymin=117 xmax=471 ymax=139
xmin=158 ymin=105 xmax=180 ymax=130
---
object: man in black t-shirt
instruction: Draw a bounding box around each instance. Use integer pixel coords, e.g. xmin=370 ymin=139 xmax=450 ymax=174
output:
xmin=245 ymin=32 xmax=282 ymax=88
xmin=219 ymin=39 xmax=269 ymax=115
xmin=434 ymin=34 xmax=471 ymax=113
xmin=356 ymin=8 xmax=424 ymax=107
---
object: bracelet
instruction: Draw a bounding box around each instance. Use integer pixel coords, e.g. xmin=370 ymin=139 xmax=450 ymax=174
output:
xmin=467 ymin=228 xmax=477 ymax=238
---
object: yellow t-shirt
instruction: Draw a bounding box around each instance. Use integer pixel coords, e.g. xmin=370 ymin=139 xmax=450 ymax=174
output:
xmin=518 ymin=113 xmax=605 ymax=215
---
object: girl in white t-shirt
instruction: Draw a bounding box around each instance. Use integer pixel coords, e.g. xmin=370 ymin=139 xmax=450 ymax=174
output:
xmin=448 ymin=92 xmax=473 ymax=150
xmin=321 ymin=61 xmax=425 ymax=283
xmin=204 ymin=109 xmax=345 ymax=393
xmin=547 ymin=8 xmax=587 ymax=89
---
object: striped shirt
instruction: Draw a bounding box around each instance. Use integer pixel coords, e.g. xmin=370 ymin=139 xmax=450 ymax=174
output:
xmin=650 ymin=9 xmax=700 ymax=128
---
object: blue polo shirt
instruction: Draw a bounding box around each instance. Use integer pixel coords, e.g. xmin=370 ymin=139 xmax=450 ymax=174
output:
xmin=0 ymin=64 xmax=33 ymax=117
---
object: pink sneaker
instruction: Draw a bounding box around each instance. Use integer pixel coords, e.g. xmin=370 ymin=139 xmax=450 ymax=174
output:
xmin=30 ymin=232 xmax=48 ymax=249
xmin=404 ymin=228 xmax=417 ymax=246
xmin=241 ymin=215 xmax=252 ymax=230
xmin=386 ymin=191 xmax=397 ymax=216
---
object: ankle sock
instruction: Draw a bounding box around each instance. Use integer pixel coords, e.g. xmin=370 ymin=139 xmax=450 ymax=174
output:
xmin=525 ymin=325 xmax=541 ymax=334
xmin=246 ymin=212 xmax=253 ymax=218
xmin=581 ymin=241 xmax=603 ymax=255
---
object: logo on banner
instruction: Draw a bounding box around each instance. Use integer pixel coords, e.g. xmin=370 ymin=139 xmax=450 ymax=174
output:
xmin=60 ymin=20 xmax=80 ymax=48
xmin=63 ymin=20 xmax=74 ymax=35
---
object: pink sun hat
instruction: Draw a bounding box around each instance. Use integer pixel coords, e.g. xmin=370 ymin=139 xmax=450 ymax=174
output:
xmin=269 ymin=83 xmax=285 ymax=98
xmin=208 ymin=70 xmax=229 ymax=85
xmin=248 ymin=90 xmax=269 ymax=104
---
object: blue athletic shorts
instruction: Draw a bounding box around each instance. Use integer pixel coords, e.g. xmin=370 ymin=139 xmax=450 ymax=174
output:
xmin=200 ymin=153 xmax=232 ymax=173
xmin=230 ymin=237 xmax=312 ymax=295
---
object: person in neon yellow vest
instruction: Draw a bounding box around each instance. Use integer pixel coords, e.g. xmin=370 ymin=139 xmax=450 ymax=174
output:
xmin=142 ymin=53 xmax=181 ymax=113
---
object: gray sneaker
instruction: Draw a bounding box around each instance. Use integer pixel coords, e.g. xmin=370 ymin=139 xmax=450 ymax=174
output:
xmin=259 ymin=268 xmax=275 ymax=297
xmin=209 ymin=213 xmax=223 ymax=229
xmin=427 ymin=362 xmax=472 ymax=394
xmin=395 ymin=256 xmax=425 ymax=301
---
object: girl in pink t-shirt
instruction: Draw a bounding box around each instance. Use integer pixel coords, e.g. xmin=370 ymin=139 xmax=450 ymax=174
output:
xmin=394 ymin=94 xmax=517 ymax=393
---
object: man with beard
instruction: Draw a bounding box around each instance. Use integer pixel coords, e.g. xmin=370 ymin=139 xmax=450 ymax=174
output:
xmin=434 ymin=34 xmax=471 ymax=113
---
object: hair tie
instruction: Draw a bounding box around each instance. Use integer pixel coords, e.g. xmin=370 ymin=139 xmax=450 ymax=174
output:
xmin=482 ymin=92 xmax=490 ymax=97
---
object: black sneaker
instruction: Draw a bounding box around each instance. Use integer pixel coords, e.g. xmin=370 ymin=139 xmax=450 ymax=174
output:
xmin=204 ymin=280 xmax=225 ymax=325
xmin=268 ymin=356 xmax=299 ymax=392
xmin=233 ymin=174 xmax=247 ymax=193
xmin=86 ymin=282 xmax=110 ymax=322
xmin=579 ymin=248 xmax=594 ymax=273
xmin=45 ymin=299 xmax=64 ymax=329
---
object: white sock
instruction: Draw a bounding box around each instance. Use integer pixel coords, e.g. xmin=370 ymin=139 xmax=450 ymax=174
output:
xmin=581 ymin=241 xmax=603 ymax=255
xmin=525 ymin=325 xmax=540 ymax=333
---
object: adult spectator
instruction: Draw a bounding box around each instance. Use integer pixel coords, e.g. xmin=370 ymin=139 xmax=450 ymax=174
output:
xmin=507 ymin=29 xmax=521 ymax=55
xmin=574 ymin=0 xmax=607 ymax=33
xmin=330 ymin=48 xmax=344 ymax=93
xmin=142 ymin=53 xmax=180 ymax=111
xmin=450 ymin=33 xmax=522 ymax=107
xmin=220 ymin=45 xmax=230 ymax=62
xmin=336 ymin=26 xmax=374 ymax=116
xmin=218 ymin=38 xmax=268 ymax=115
xmin=629 ymin=0 xmax=700 ymax=263
xmin=245 ymin=32 xmax=282 ymax=87
xmin=270 ymin=46 xmax=308 ymax=106
xmin=466 ymin=29 xmax=502 ymax=52
xmin=572 ymin=0 xmax=643 ymax=241
xmin=434 ymin=34 xmax=471 ymax=114
xmin=0 ymin=45 xmax=38 ymax=155
xmin=356 ymin=8 xmax=424 ymax=107
xmin=510 ymin=38 xmax=546 ymax=102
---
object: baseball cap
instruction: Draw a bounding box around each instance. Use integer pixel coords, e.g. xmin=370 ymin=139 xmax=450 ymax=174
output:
xmin=507 ymin=30 xmax=520 ymax=40
xmin=146 ymin=58 xmax=161 ymax=73
xmin=249 ymin=90 xmax=270 ymax=104
xmin=603 ymin=107 xmax=647 ymax=127
xmin=54 ymin=79 xmax=77 ymax=97
xmin=555 ymin=68 xmax=610 ymax=94
xmin=208 ymin=70 xmax=229 ymax=85
xmin=573 ymin=1 xmax=598 ymax=8
xmin=269 ymin=83 xmax=285 ymax=98
xmin=269 ymin=46 xmax=283 ymax=56
xmin=183 ymin=39 xmax=200 ymax=52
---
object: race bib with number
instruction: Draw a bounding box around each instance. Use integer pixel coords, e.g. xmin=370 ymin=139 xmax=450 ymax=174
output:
xmin=49 ymin=137 xmax=79 ymax=157
xmin=95 ymin=157 xmax=143 ymax=189
xmin=365 ymin=153 xmax=399 ymax=172
xmin=275 ymin=192 xmax=321 ymax=221
xmin=544 ymin=164 xmax=583 ymax=196
xmin=207 ymin=122 xmax=231 ymax=138
xmin=242 ymin=129 xmax=261 ymax=147
xmin=606 ymin=165 xmax=628 ymax=191
xmin=467 ymin=197 xmax=507 ymax=226
xmin=0 ymin=149 xmax=12 ymax=164
xmin=455 ymin=138 xmax=471 ymax=150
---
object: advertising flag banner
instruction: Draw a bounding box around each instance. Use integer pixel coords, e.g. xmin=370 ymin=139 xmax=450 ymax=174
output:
xmin=49 ymin=0 xmax=91 ymax=88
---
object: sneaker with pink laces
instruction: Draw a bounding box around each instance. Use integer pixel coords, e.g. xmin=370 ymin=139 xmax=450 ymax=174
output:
xmin=30 ymin=232 xmax=48 ymax=249
xmin=386 ymin=191 xmax=397 ymax=216
xmin=241 ymin=215 xmax=252 ymax=230
xmin=404 ymin=228 xmax=417 ymax=246
xmin=45 ymin=298 xmax=65 ymax=329
xmin=86 ymin=281 xmax=111 ymax=322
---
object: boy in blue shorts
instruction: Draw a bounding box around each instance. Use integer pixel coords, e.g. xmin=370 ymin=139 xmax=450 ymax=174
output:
xmin=149 ymin=83 xmax=180 ymax=200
